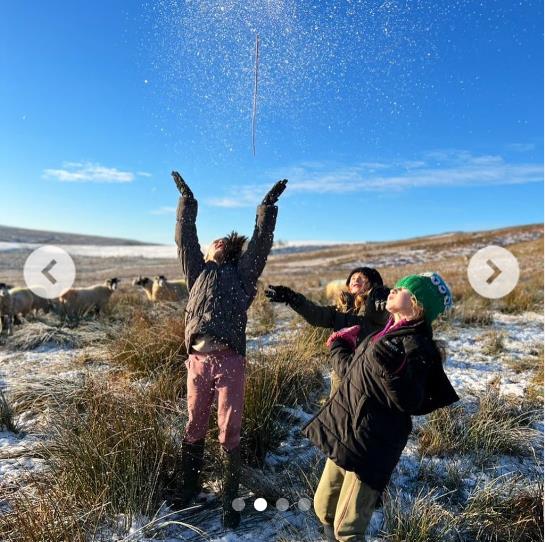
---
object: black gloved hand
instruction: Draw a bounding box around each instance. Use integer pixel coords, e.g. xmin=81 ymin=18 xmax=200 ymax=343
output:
xmin=369 ymin=286 xmax=389 ymax=313
xmin=265 ymin=285 xmax=297 ymax=305
xmin=171 ymin=171 xmax=194 ymax=199
xmin=262 ymin=179 xmax=288 ymax=205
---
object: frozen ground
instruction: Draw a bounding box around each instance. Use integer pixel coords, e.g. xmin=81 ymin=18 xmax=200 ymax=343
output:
xmin=0 ymin=305 xmax=542 ymax=541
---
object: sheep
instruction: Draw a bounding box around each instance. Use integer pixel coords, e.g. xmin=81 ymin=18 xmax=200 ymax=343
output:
xmin=152 ymin=275 xmax=187 ymax=302
xmin=9 ymin=287 xmax=35 ymax=323
xmin=8 ymin=287 xmax=51 ymax=323
xmin=59 ymin=278 xmax=120 ymax=324
xmin=0 ymin=283 xmax=13 ymax=336
xmin=132 ymin=276 xmax=154 ymax=301
xmin=324 ymin=279 xmax=347 ymax=303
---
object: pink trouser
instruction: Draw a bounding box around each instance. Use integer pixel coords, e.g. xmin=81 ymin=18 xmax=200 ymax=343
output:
xmin=184 ymin=350 xmax=246 ymax=451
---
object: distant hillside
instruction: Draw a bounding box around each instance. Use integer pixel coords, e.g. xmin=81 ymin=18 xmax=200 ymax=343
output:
xmin=0 ymin=225 xmax=149 ymax=246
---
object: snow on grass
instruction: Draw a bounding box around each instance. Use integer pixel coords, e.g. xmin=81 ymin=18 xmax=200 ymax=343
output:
xmin=0 ymin=308 xmax=542 ymax=541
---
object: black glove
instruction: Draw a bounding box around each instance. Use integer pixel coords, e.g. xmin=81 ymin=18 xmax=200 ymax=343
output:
xmin=262 ymin=179 xmax=288 ymax=205
xmin=171 ymin=171 xmax=194 ymax=199
xmin=265 ymin=285 xmax=297 ymax=305
xmin=368 ymin=286 xmax=389 ymax=314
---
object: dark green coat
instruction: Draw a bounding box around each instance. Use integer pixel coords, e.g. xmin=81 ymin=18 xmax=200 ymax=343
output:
xmin=302 ymin=319 xmax=459 ymax=492
xmin=175 ymin=197 xmax=277 ymax=356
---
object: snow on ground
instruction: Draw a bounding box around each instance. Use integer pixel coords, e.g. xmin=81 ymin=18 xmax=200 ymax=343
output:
xmin=0 ymin=241 xmax=353 ymax=259
xmin=0 ymin=308 xmax=542 ymax=541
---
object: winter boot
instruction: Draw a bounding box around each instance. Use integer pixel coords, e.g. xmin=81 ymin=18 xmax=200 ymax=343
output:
xmin=221 ymin=446 xmax=242 ymax=529
xmin=171 ymin=439 xmax=205 ymax=509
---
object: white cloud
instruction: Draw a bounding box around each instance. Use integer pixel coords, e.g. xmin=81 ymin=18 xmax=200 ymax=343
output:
xmin=137 ymin=171 xmax=153 ymax=177
xmin=43 ymin=162 xmax=135 ymax=183
xmin=206 ymin=150 xmax=543 ymax=204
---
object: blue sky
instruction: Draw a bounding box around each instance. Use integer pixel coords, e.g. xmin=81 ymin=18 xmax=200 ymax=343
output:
xmin=1 ymin=0 xmax=542 ymax=245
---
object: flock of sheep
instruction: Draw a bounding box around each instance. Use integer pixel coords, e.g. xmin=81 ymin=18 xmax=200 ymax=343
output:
xmin=0 ymin=275 xmax=187 ymax=336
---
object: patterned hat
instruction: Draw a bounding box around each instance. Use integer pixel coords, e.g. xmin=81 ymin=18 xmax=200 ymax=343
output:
xmin=395 ymin=272 xmax=453 ymax=322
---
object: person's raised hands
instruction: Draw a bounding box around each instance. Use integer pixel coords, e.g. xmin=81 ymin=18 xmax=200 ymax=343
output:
xmin=262 ymin=179 xmax=288 ymax=206
xmin=171 ymin=171 xmax=194 ymax=199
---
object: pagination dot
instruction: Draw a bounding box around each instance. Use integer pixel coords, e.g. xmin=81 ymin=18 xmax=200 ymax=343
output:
xmin=298 ymin=497 xmax=312 ymax=512
xmin=254 ymin=497 xmax=268 ymax=511
xmin=276 ymin=497 xmax=290 ymax=512
xmin=232 ymin=498 xmax=245 ymax=512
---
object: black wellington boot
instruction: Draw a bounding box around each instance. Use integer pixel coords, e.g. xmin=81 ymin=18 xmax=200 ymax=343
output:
xmin=221 ymin=446 xmax=242 ymax=529
xmin=171 ymin=439 xmax=205 ymax=509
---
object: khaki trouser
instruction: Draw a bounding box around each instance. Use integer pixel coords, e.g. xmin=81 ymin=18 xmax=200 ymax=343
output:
xmin=314 ymin=459 xmax=380 ymax=542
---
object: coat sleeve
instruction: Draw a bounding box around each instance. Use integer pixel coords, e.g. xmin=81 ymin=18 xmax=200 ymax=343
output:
xmin=373 ymin=338 xmax=429 ymax=413
xmin=174 ymin=197 xmax=205 ymax=291
xmin=237 ymin=204 xmax=278 ymax=294
xmin=289 ymin=292 xmax=338 ymax=328
xmin=329 ymin=339 xmax=357 ymax=379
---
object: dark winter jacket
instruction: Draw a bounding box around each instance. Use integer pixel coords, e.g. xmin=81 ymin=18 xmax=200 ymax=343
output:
xmin=175 ymin=197 xmax=277 ymax=356
xmin=302 ymin=319 xmax=459 ymax=492
xmin=288 ymin=285 xmax=390 ymax=338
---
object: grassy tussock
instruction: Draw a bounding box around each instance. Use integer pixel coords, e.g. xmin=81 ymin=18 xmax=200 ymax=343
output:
xmin=417 ymin=459 xmax=468 ymax=504
xmin=0 ymin=478 xmax=99 ymax=542
xmin=242 ymin=344 xmax=324 ymax=466
xmin=248 ymin=283 xmax=276 ymax=336
xmin=453 ymin=296 xmax=494 ymax=326
xmin=0 ymin=390 xmax=19 ymax=434
xmin=0 ymin=375 xmax=185 ymax=541
xmin=418 ymin=384 xmax=540 ymax=460
xmin=109 ymin=309 xmax=186 ymax=374
xmin=480 ymin=329 xmax=506 ymax=356
xmin=381 ymin=489 xmax=455 ymax=542
xmin=43 ymin=376 xmax=182 ymax=516
xmin=462 ymin=477 xmax=544 ymax=542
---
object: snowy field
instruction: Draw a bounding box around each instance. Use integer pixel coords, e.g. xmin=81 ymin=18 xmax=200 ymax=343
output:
xmin=0 ymin=305 xmax=542 ymax=541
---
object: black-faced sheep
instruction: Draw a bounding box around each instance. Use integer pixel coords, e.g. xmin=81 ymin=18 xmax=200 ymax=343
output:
xmin=59 ymin=278 xmax=119 ymax=324
xmin=132 ymin=276 xmax=154 ymax=301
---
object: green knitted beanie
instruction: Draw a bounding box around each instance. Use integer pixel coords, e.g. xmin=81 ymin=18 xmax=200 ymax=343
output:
xmin=395 ymin=272 xmax=453 ymax=322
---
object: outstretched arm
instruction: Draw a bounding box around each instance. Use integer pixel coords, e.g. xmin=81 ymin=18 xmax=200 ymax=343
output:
xmin=266 ymin=285 xmax=338 ymax=328
xmin=238 ymin=179 xmax=287 ymax=293
xmin=172 ymin=171 xmax=205 ymax=291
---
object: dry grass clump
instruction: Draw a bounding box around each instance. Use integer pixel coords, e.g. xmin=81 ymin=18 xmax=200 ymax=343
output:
xmin=42 ymin=376 xmax=182 ymax=516
xmin=418 ymin=384 xmax=540 ymax=460
xmin=108 ymin=309 xmax=186 ymax=374
xmin=242 ymin=339 xmax=325 ymax=466
xmin=381 ymin=489 xmax=456 ymax=542
xmin=0 ymin=375 xmax=185 ymax=541
xmin=0 ymin=478 xmax=100 ymax=542
xmin=9 ymin=375 xmax=87 ymax=420
xmin=453 ymin=296 xmax=494 ymax=326
xmin=461 ymin=477 xmax=544 ymax=542
xmin=7 ymin=321 xmax=77 ymax=351
xmin=480 ymin=329 xmax=506 ymax=356
xmin=248 ymin=283 xmax=276 ymax=336
xmin=497 ymin=271 xmax=544 ymax=314
xmin=103 ymin=287 xmax=152 ymax=321
xmin=417 ymin=459 xmax=468 ymax=505
xmin=0 ymin=390 xmax=19 ymax=434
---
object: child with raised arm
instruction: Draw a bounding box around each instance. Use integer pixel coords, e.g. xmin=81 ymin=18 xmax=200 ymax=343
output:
xmin=302 ymin=272 xmax=459 ymax=542
xmin=171 ymin=171 xmax=287 ymax=528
